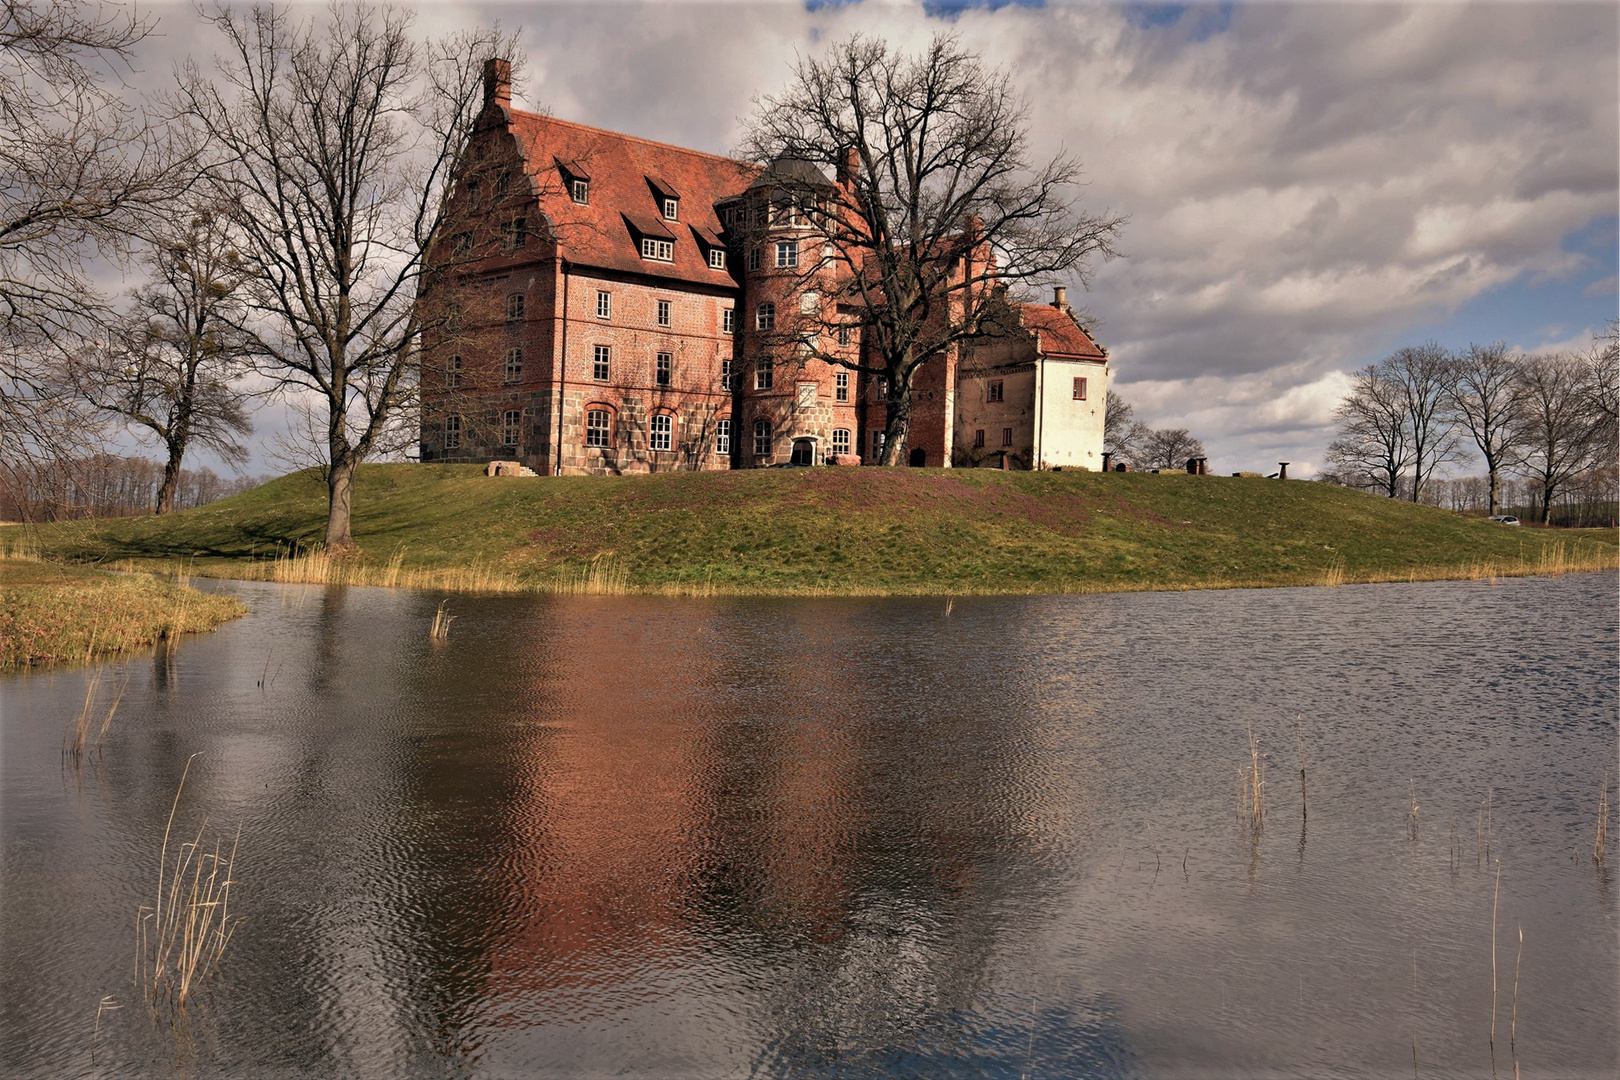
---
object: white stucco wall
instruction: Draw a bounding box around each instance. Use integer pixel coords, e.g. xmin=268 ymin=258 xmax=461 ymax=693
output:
xmin=1033 ymin=358 xmax=1108 ymax=470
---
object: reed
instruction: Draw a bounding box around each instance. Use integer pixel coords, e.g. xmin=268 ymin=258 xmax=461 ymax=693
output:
xmin=429 ymin=599 xmax=456 ymax=640
xmin=1596 ymin=771 xmax=1610 ymax=865
xmin=1237 ymin=722 xmax=1266 ymax=833
xmin=1407 ymin=780 xmax=1420 ymax=841
xmin=65 ymin=671 xmax=127 ymax=762
xmin=552 ymin=554 xmax=630 ymax=595
xmin=1318 ymin=560 xmax=1345 ymax=587
xmin=135 ymin=755 xmax=243 ymax=1012
xmin=252 ymin=543 xmax=526 ymax=594
xmin=1490 ymin=860 xmax=1501 ymax=1048
xmin=1511 ymin=924 xmax=1522 ymax=1050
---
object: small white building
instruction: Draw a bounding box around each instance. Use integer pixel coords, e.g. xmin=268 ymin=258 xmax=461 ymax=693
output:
xmin=953 ymin=288 xmax=1110 ymax=470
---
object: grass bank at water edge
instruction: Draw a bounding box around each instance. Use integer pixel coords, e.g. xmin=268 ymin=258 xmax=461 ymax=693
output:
xmin=0 ymin=557 xmax=247 ymax=669
xmin=17 ymin=464 xmax=1619 ymax=597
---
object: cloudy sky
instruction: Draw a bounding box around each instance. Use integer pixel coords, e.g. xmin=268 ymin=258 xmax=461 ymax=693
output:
xmin=125 ymin=0 xmax=1618 ymax=476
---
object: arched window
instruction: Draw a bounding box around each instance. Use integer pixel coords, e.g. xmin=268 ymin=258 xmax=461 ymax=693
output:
xmin=831 ymin=428 xmax=850 ymax=456
xmin=445 ymin=354 xmax=462 ymax=389
xmin=650 ymin=413 xmax=674 ymax=452
xmin=715 ymin=418 xmax=731 ymax=456
xmin=753 ymin=419 xmax=772 ymax=458
xmin=506 ymin=293 xmax=524 ymax=321
xmin=443 ymin=415 xmax=461 ymax=450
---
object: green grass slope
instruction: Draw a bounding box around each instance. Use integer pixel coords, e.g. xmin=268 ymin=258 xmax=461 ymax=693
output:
xmin=23 ymin=464 xmax=1619 ymax=595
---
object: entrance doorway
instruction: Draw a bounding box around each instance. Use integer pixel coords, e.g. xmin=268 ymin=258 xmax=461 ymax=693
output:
xmin=790 ymin=438 xmax=816 ymax=466
xmin=909 ymin=448 xmax=927 ymax=467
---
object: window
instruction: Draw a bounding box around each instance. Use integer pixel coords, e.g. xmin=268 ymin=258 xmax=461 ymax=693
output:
xmin=835 ymin=371 xmax=849 ymax=402
xmin=650 ymin=413 xmax=673 ymax=451
xmin=445 ymin=354 xmax=462 ymax=390
xmin=444 ymin=415 xmax=461 ymax=450
xmin=502 ymin=409 xmax=521 ymax=447
xmin=503 ymin=218 xmax=527 ymax=251
xmin=641 ymin=237 xmax=674 ymax=261
xmin=466 ymin=179 xmax=480 ymax=203
xmin=872 ymin=431 xmax=885 ymax=457
xmin=596 ymin=290 xmax=611 ymax=319
xmin=722 ymin=308 xmax=734 ymax=334
xmin=720 ymin=357 xmax=734 ymax=391
xmin=756 ymin=302 xmax=775 ymax=331
xmin=571 ymin=178 xmax=588 ymax=204
xmin=592 ymin=345 xmax=610 ymax=381
xmin=503 ymin=348 xmax=522 ymax=383
xmin=497 ymin=171 xmax=510 ymax=194
xmin=585 ymin=409 xmax=610 ymax=448
xmin=753 ymin=419 xmax=772 ymax=457
xmin=506 ymin=293 xmax=524 ymax=321
xmin=973 ymin=429 xmax=985 ymax=448
xmin=775 ymin=241 xmax=798 ymax=269
xmin=747 ymin=248 xmax=760 ymax=272
xmin=656 ymin=351 xmax=672 ymax=387
xmin=453 ymin=231 xmax=473 ymax=254
xmin=755 ymin=356 xmax=773 ymax=390
xmin=656 ymin=300 xmax=671 ymax=327
xmin=1002 ymin=427 xmax=1013 ymax=447
xmin=987 ymin=380 xmax=1004 ymax=403
xmin=837 ymin=325 xmax=851 ymax=347
xmin=831 ymin=428 xmax=850 ymax=456
xmin=662 ymin=197 xmax=679 ymax=221
xmin=1073 ymin=376 xmax=1088 ymax=401
xmin=445 ymin=302 xmax=462 ymax=329
xmin=708 ymin=248 xmax=726 ymax=270
xmin=716 ymin=418 xmax=731 ymax=455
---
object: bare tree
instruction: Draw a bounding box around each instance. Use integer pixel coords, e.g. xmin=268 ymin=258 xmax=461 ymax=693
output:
xmin=178 ymin=5 xmax=515 ymax=548
xmin=0 ymin=0 xmax=186 ymax=467
xmin=1136 ymin=427 xmax=1205 ymax=471
xmin=1582 ymin=321 xmax=1618 ymax=465
xmin=1515 ymin=352 xmax=1600 ymax=525
xmin=77 ymin=205 xmax=253 ymax=513
xmin=742 ymin=34 xmax=1124 ymax=465
xmin=1383 ymin=343 xmax=1461 ymax=504
xmin=1443 ymin=342 xmax=1526 ymax=515
xmin=1103 ymin=389 xmax=1136 ymax=461
xmin=1324 ymin=362 xmax=1411 ymax=498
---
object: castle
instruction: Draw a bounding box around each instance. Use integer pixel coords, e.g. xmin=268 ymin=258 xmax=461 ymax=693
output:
xmin=417 ymin=61 xmax=1110 ymax=475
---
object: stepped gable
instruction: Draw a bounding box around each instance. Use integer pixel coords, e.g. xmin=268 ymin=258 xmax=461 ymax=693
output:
xmin=508 ymin=111 xmax=762 ymax=286
xmin=1018 ymin=303 xmax=1106 ymax=359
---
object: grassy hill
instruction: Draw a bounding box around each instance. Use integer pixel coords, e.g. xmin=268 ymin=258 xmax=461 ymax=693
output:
xmin=16 ymin=464 xmax=1617 ymax=596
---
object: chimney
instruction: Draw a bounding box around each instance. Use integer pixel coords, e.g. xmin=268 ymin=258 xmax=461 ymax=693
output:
xmin=483 ymin=58 xmax=512 ymax=110
xmin=1052 ymin=286 xmax=1067 ymax=310
xmin=837 ymin=146 xmax=859 ymax=187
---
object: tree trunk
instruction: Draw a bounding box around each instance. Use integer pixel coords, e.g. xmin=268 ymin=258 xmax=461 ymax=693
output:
xmin=1539 ymin=478 xmax=1555 ymax=525
xmin=326 ymin=449 xmax=356 ymax=549
xmin=155 ymin=450 xmax=181 ymax=515
xmin=879 ymin=393 xmax=911 ymax=466
xmin=1487 ymin=465 xmax=1500 ymax=516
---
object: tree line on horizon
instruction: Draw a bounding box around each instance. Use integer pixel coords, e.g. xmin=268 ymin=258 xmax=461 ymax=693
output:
xmin=1 ymin=2 xmax=1124 ymax=541
xmin=1321 ymin=330 xmax=1618 ymax=525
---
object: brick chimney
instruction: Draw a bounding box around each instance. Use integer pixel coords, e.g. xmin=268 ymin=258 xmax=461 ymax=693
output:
xmin=1052 ymin=285 xmax=1067 ymax=310
xmin=837 ymin=146 xmax=859 ymax=187
xmin=483 ymin=58 xmax=512 ymax=109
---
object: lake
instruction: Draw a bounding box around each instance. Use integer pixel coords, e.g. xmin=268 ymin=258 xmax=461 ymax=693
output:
xmin=2 ymin=573 xmax=1615 ymax=1078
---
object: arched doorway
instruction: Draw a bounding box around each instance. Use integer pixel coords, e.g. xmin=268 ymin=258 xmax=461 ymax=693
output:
xmin=909 ymin=447 xmax=927 ymax=467
xmin=790 ymin=438 xmax=816 ymax=466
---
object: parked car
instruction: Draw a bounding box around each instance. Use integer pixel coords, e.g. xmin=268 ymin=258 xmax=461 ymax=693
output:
xmin=1487 ymin=515 xmax=1520 ymax=525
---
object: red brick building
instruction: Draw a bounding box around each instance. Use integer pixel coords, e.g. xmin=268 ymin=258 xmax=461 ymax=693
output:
xmin=418 ymin=61 xmax=1109 ymax=473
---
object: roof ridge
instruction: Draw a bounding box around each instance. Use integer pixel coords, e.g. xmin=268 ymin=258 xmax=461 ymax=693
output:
xmin=508 ymin=108 xmax=761 ymax=172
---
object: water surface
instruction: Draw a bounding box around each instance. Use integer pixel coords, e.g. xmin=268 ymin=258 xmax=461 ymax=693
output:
xmin=2 ymin=573 xmax=1615 ymax=1077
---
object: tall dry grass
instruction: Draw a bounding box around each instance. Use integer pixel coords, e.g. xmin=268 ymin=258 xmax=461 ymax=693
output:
xmin=1237 ymin=722 xmax=1266 ymax=834
xmin=252 ymin=544 xmax=526 ymax=594
xmin=65 ymin=670 xmax=128 ymax=762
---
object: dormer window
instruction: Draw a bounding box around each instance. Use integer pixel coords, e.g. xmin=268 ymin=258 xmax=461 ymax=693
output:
xmin=662 ymin=197 xmax=678 ymax=221
xmin=571 ymin=179 xmax=588 ymax=204
xmin=708 ymin=248 xmax=726 ymax=270
xmin=641 ymin=237 xmax=673 ymax=261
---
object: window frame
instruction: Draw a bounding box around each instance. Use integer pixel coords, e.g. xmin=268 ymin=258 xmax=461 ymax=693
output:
xmin=656 ymin=299 xmax=672 ymax=327
xmin=503 ymin=348 xmax=522 ymax=384
xmin=716 ymin=417 xmax=731 ymax=456
xmin=755 ymin=356 xmax=773 ymax=391
xmin=720 ymin=357 xmax=734 ymax=391
xmin=656 ymin=351 xmax=672 ymax=387
xmin=775 ymin=240 xmax=798 ymax=269
xmin=506 ymin=293 xmax=524 ymax=322
xmin=445 ymin=354 xmax=462 ymax=390
xmin=649 ymin=412 xmax=674 ymax=452
xmin=753 ymin=419 xmax=772 ymax=458
xmin=747 ymin=248 xmax=761 ymax=272
xmin=571 ymin=178 xmax=589 ymax=204
xmin=585 ymin=408 xmax=612 ymax=448
xmin=831 ymin=428 xmax=850 ymax=456
xmin=1002 ymin=427 xmax=1013 ymax=447
xmin=640 ymin=237 xmax=674 ymax=262
xmin=987 ymin=380 xmax=1004 ymax=403
xmin=662 ymin=197 xmax=679 ymax=221
xmin=595 ymin=290 xmax=611 ymax=320
xmin=592 ymin=344 xmax=611 ymax=381
xmin=756 ymin=302 xmax=775 ymax=331
xmin=708 ymin=248 xmax=726 ymax=270
xmin=722 ymin=308 xmax=734 ymax=334
xmin=443 ymin=414 xmax=462 ymax=450
xmin=835 ymin=371 xmax=849 ymax=402
xmin=974 ymin=428 xmax=985 ymax=448
xmin=501 ymin=409 xmax=521 ymax=447
xmin=837 ymin=325 xmax=851 ymax=347
xmin=1073 ymin=376 xmax=1087 ymax=401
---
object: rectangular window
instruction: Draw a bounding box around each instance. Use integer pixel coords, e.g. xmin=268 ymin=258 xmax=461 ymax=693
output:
xmin=747 ymin=248 xmax=760 ymax=272
xmin=722 ymin=308 xmax=734 ymax=334
xmin=503 ymin=348 xmax=522 ymax=383
xmin=872 ymin=431 xmax=885 ymax=458
xmin=502 ymin=409 xmax=521 ymax=447
xmin=1002 ymin=427 xmax=1013 ymax=447
xmin=835 ymin=371 xmax=849 ymax=402
xmin=656 ymin=351 xmax=672 ymax=387
xmin=831 ymin=428 xmax=850 ymax=456
xmin=641 ymin=237 xmax=674 ymax=261
xmin=444 ymin=415 xmax=461 ymax=450
xmin=708 ymin=248 xmax=726 ymax=270
xmin=571 ymin=179 xmax=588 ymax=204
xmin=592 ymin=345 xmax=610 ymax=381
xmin=720 ymin=357 xmax=734 ymax=391
xmin=662 ymin=197 xmax=679 ymax=221
xmin=503 ymin=218 xmax=527 ymax=251
xmin=756 ymin=302 xmax=775 ymax=331
xmin=775 ymin=241 xmax=798 ymax=269
xmin=974 ymin=428 xmax=985 ymax=448
xmin=1074 ymin=377 xmax=1087 ymax=401
xmin=466 ymin=179 xmax=479 ymax=203
xmin=497 ymin=171 xmax=510 ymax=195
xmin=987 ymin=380 xmax=1004 ymax=403
xmin=596 ymin=290 xmax=611 ymax=319
xmin=585 ymin=409 xmax=610 ymax=448
xmin=837 ymin=325 xmax=851 ymax=347
xmin=506 ymin=293 xmax=524 ymax=321
xmin=656 ymin=300 xmax=671 ymax=327
xmin=716 ymin=418 xmax=731 ymax=456
xmin=755 ymin=357 xmax=773 ymax=390
xmin=445 ymin=354 xmax=462 ymax=390
xmin=650 ymin=413 xmax=673 ymax=451
xmin=453 ymin=231 xmax=473 ymax=254
xmin=754 ymin=420 xmax=772 ymax=457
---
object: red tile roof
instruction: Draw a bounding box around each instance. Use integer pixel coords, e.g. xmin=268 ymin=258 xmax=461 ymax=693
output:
xmin=509 ymin=111 xmax=761 ymax=285
xmin=1019 ymin=304 xmax=1105 ymax=359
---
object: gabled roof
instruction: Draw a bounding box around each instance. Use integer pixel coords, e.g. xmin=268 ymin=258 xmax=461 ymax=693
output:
xmin=1019 ymin=304 xmax=1106 ymax=360
xmin=508 ymin=111 xmax=761 ymax=285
